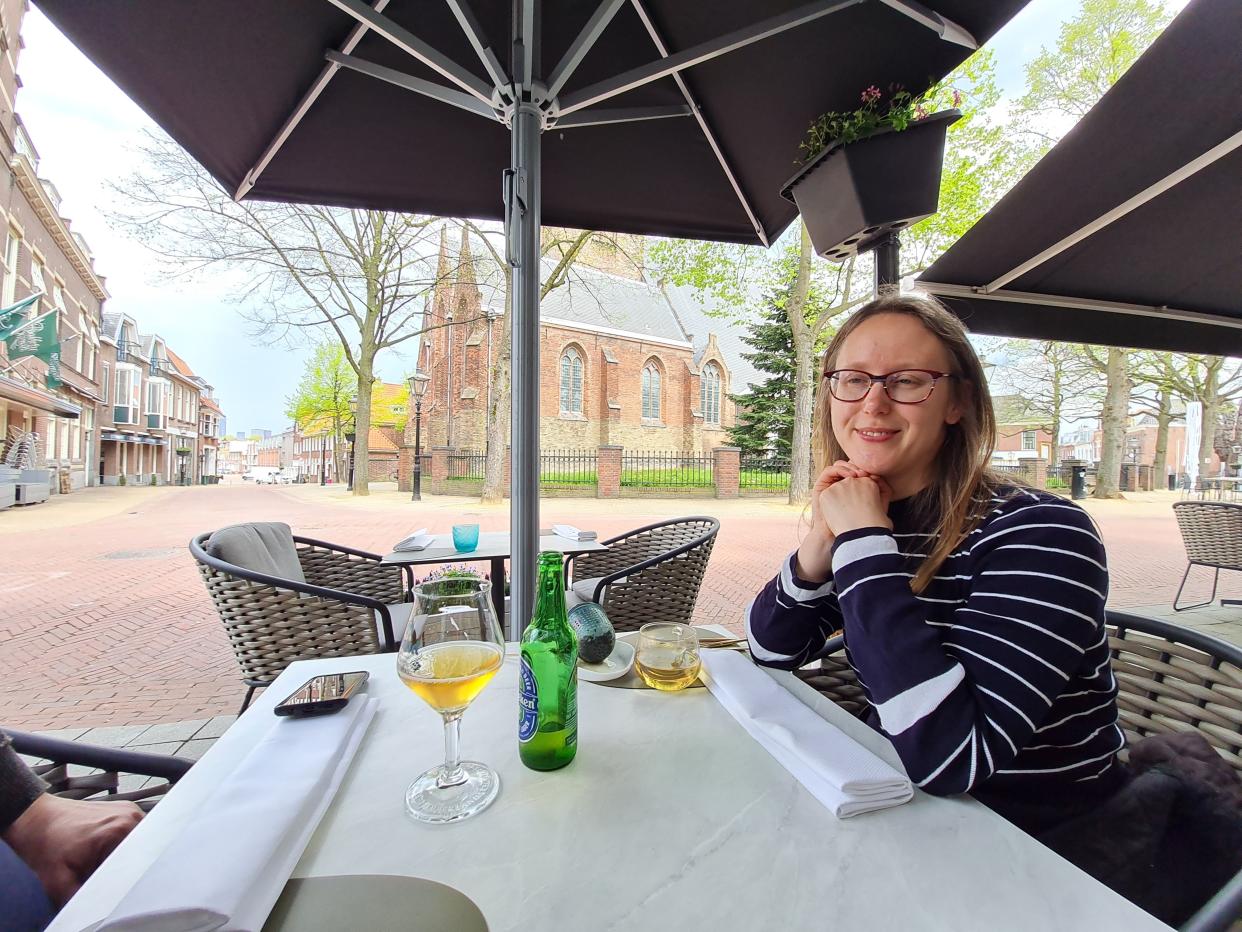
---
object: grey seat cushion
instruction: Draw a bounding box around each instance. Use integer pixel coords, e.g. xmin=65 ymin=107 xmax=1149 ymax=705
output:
xmin=206 ymin=522 xmax=306 ymax=584
xmin=570 ymin=577 xmax=608 ymax=603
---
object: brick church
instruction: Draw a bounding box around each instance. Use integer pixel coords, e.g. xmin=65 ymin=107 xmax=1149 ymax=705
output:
xmin=415 ymin=227 xmax=757 ymax=455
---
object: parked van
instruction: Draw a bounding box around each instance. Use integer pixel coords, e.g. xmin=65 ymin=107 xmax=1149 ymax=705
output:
xmin=243 ymin=466 xmax=286 ymax=484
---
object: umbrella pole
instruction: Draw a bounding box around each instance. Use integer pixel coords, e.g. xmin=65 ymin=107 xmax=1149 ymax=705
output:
xmin=874 ymin=232 xmax=901 ymax=293
xmin=507 ymin=101 xmax=542 ymax=640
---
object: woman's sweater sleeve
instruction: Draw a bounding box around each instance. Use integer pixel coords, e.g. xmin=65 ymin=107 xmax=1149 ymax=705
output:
xmin=745 ymin=551 xmax=844 ymax=670
xmin=831 ymin=499 xmax=1108 ymax=795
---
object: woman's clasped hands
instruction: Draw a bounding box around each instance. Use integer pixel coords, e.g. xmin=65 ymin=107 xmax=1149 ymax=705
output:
xmin=798 ymin=461 xmax=893 ymax=583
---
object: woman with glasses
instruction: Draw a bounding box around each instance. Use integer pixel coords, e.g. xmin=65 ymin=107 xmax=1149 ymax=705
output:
xmin=746 ymin=294 xmax=1125 ymax=834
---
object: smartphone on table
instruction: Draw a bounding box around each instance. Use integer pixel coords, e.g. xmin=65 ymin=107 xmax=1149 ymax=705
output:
xmin=274 ymin=671 xmax=370 ymax=717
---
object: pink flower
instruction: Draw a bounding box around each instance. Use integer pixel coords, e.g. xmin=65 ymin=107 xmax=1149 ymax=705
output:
xmin=953 ymin=89 xmax=963 ymax=108
xmin=915 ymin=104 xmax=928 ymax=120
xmin=861 ymin=85 xmax=882 ymax=105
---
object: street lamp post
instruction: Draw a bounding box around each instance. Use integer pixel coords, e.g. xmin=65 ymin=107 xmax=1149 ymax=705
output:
xmin=409 ymin=371 xmax=430 ymax=502
xmin=346 ymin=394 xmax=358 ymax=492
xmin=319 ymin=433 xmax=327 ymax=485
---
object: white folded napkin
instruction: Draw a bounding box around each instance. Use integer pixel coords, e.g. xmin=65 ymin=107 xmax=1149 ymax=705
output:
xmin=552 ymin=523 xmax=597 ymax=541
xmin=97 ymin=696 xmax=379 ymax=932
xmin=393 ymin=528 xmax=433 ymax=551
xmin=699 ymin=650 xmax=912 ymax=818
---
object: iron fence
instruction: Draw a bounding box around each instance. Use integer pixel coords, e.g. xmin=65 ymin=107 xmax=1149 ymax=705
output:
xmin=621 ymin=451 xmax=713 ymax=488
xmin=990 ymin=463 xmax=1024 ymax=475
xmin=739 ymin=452 xmax=791 ymax=492
xmin=541 ymin=449 xmax=597 ymax=488
xmin=445 ymin=450 xmax=485 ymax=481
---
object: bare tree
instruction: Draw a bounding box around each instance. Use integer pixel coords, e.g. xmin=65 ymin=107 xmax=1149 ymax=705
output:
xmin=110 ymin=131 xmax=451 ymax=495
xmin=995 ymin=340 xmax=1100 ymax=467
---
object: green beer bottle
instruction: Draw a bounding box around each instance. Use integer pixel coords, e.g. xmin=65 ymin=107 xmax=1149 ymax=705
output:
xmin=518 ymin=551 xmax=578 ymax=770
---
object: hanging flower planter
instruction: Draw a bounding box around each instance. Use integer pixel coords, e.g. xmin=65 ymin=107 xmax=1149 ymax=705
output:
xmin=781 ymin=108 xmax=960 ymax=262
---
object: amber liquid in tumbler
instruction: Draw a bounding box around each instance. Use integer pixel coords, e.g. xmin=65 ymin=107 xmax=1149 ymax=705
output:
xmin=399 ymin=641 xmax=504 ymax=715
xmin=635 ymin=647 xmax=702 ymax=691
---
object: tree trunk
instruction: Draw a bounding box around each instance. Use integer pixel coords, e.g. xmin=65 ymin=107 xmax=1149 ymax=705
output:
xmin=1152 ymin=386 xmax=1172 ymax=484
xmin=481 ymin=306 xmax=512 ymax=504
xmin=1198 ymin=357 xmax=1221 ymax=479
xmin=1093 ymin=347 xmax=1129 ymax=499
xmin=352 ymin=357 xmax=375 ymax=496
xmin=787 ymin=223 xmax=816 ymax=505
xmin=1049 ymin=355 xmax=1063 ymax=468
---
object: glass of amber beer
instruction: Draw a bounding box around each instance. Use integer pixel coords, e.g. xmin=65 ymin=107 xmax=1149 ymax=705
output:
xmin=635 ymin=622 xmax=701 ymax=691
xmin=397 ymin=578 xmax=505 ymax=823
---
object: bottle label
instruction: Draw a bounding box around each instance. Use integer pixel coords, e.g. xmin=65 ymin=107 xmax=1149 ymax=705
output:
xmin=565 ymin=677 xmax=577 ymax=748
xmin=518 ymin=655 xmax=538 ymax=743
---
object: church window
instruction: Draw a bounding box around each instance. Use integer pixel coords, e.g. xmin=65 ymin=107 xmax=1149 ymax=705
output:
xmin=560 ymin=346 xmax=583 ymax=414
xmin=701 ymin=363 xmax=721 ymax=425
xmin=641 ymin=362 xmax=662 ymax=420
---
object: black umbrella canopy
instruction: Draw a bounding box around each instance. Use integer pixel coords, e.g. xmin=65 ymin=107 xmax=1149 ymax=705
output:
xmin=919 ymin=0 xmax=1242 ymax=356
xmin=37 ymin=0 xmax=1023 ymax=245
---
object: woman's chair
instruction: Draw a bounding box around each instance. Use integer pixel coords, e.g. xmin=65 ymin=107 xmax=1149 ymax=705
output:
xmin=795 ymin=609 xmax=1242 ymax=932
xmin=563 ymin=517 xmax=719 ymax=632
xmin=190 ymin=523 xmax=414 ymax=711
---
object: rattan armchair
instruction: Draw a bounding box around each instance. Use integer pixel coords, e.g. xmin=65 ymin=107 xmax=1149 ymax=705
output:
xmin=6 ymin=729 xmax=193 ymax=811
xmin=563 ymin=516 xmax=719 ymax=632
xmin=191 ymin=524 xmax=414 ymax=712
xmin=795 ymin=610 xmax=1242 ymax=932
xmin=1172 ymin=501 xmax=1242 ymax=611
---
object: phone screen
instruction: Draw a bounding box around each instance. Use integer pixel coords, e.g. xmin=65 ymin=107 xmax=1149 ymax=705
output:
xmin=276 ymin=671 xmax=369 ymax=714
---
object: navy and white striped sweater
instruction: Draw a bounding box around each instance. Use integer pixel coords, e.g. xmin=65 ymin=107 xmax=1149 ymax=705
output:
xmin=747 ymin=485 xmax=1127 ymax=830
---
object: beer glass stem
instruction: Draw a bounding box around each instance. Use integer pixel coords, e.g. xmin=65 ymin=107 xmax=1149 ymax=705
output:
xmin=437 ymin=714 xmax=467 ymax=788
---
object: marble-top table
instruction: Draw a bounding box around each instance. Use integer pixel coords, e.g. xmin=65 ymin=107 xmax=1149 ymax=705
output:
xmin=50 ymin=650 xmax=1170 ymax=931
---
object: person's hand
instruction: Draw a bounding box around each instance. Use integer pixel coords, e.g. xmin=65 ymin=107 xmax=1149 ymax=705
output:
xmin=820 ymin=475 xmax=894 ymax=538
xmin=798 ymin=461 xmax=878 ymax=581
xmin=3 ymin=793 xmax=144 ymax=907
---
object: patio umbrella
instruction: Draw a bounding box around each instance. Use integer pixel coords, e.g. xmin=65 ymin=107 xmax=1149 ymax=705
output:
xmin=38 ymin=0 xmax=1027 ymax=634
xmin=918 ymin=0 xmax=1242 ymax=357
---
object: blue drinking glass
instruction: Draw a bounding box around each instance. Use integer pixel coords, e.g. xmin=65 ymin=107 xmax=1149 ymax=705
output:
xmin=452 ymin=524 xmax=480 ymax=553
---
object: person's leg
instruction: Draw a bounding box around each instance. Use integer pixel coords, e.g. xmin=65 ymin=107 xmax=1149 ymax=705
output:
xmin=0 ymin=837 xmax=53 ymax=931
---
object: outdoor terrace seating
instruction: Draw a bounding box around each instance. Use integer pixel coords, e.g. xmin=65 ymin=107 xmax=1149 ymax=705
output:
xmin=190 ymin=523 xmax=414 ymax=711
xmin=1173 ymin=501 xmax=1242 ymax=611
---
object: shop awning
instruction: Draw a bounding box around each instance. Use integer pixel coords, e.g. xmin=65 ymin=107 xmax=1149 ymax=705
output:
xmin=0 ymin=373 xmax=81 ymax=418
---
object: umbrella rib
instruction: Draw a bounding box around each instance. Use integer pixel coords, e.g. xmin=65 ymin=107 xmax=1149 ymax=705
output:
xmin=982 ymin=127 xmax=1242 ymax=294
xmin=235 ymin=0 xmax=393 ymax=201
xmin=326 ymin=52 xmax=500 ymax=121
xmin=553 ymin=104 xmax=691 ymax=129
xmin=877 ymin=0 xmax=977 ymax=49
xmin=324 ymin=0 xmax=495 ymax=104
xmin=557 ymin=0 xmax=865 ymax=116
xmin=443 ymin=0 xmax=511 ymax=94
xmin=628 ymin=0 xmax=768 ymax=247
xmin=544 ymin=0 xmax=629 ymax=102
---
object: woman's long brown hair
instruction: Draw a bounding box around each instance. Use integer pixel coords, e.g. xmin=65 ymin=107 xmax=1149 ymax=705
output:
xmin=813 ymin=293 xmax=1004 ymax=593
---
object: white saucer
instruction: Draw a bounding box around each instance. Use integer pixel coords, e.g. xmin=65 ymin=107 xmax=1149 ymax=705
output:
xmin=577 ymin=640 xmax=635 ymax=682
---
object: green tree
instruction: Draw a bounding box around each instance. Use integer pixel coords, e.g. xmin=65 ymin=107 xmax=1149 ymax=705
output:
xmin=285 ymin=342 xmax=357 ymax=483
xmin=728 ymin=294 xmax=798 ymax=458
xmin=1011 ymin=0 xmax=1173 ymax=498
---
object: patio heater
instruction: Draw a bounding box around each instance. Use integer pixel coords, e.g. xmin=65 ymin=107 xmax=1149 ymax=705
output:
xmin=346 ymin=394 xmax=358 ymax=492
xmin=409 ymin=371 xmax=430 ymax=502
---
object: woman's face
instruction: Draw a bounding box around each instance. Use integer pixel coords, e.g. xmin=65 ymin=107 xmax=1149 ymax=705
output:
xmin=828 ymin=313 xmax=964 ymax=499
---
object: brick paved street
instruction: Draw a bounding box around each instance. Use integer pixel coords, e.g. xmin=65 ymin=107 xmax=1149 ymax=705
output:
xmin=2 ymin=482 xmax=1239 ymax=730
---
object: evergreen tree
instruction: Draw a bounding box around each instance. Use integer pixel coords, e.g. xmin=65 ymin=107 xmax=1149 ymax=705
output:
xmin=729 ymin=294 xmax=797 ymax=458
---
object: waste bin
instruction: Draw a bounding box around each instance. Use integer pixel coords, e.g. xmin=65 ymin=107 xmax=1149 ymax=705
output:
xmin=1168 ymin=472 xmax=1177 ymax=491
xmin=1070 ymin=464 xmax=1087 ymax=500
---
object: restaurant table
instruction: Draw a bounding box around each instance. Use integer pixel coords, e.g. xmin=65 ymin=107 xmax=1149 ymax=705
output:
xmin=382 ymin=529 xmax=609 ymax=634
xmin=50 ymin=650 xmax=1171 ymax=932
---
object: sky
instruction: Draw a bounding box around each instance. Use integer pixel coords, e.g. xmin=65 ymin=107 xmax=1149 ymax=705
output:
xmin=14 ymin=1 xmax=1186 ymax=431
